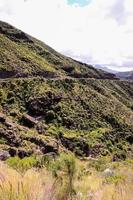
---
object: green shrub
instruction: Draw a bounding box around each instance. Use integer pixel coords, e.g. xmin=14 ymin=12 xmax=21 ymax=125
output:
xmin=88 ymin=157 xmax=109 ymax=172
xmin=6 ymin=156 xmax=39 ymax=172
xmin=45 ymin=110 xmax=56 ymax=123
xmin=113 ymin=149 xmax=127 ymax=161
xmin=47 ymin=153 xmax=76 ymax=199
xmin=105 ymin=175 xmax=125 ymax=184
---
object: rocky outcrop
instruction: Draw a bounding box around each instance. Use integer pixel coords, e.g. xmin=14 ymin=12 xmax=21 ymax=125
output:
xmin=23 ymin=135 xmax=59 ymax=154
xmin=0 ymin=113 xmax=21 ymax=147
xmin=28 ymin=91 xmax=62 ymax=116
xmin=0 ymin=113 xmax=6 ymax=123
xmin=21 ymin=114 xmax=38 ymax=128
xmin=60 ymin=134 xmax=90 ymax=157
xmin=0 ymin=112 xmax=59 ymax=158
xmin=0 ymin=150 xmax=10 ymax=161
xmin=0 ymin=127 xmax=22 ymax=147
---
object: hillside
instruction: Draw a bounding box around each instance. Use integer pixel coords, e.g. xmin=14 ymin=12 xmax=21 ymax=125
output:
xmin=116 ymin=70 xmax=133 ymax=80
xmin=0 ymin=21 xmax=133 ymax=161
xmin=0 ymin=21 xmax=116 ymax=79
xmin=0 ymin=78 xmax=133 ymax=159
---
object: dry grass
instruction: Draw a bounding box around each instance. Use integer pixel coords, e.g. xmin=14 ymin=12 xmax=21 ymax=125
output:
xmin=0 ymin=159 xmax=133 ymax=200
xmin=0 ymin=162 xmax=56 ymax=200
xmin=74 ymin=160 xmax=133 ymax=200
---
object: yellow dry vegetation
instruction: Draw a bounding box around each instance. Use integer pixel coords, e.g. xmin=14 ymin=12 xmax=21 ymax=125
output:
xmin=0 ymin=159 xmax=133 ymax=200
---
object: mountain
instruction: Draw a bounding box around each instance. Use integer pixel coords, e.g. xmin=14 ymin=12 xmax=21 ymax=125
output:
xmin=94 ymin=64 xmax=117 ymax=74
xmin=0 ymin=21 xmax=117 ymax=80
xmin=0 ymin=21 xmax=133 ymax=160
xmin=116 ymin=70 xmax=133 ymax=80
xmin=94 ymin=65 xmax=133 ymax=80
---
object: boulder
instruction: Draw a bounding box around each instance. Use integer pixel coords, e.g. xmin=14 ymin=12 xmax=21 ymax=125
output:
xmin=103 ymin=168 xmax=114 ymax=177
xmin=0 ymin=150 xmax=10 ymax=161
xmin=8 ymin=148 xmax=17 ymax=157
xmin=36 ymin=123 xmax=48 ymax=134
xmin=4 ymin=121 xmax=15 ymax=128
xmin=28 ymin=91 xmax=62 ymax=116
xmin=18 ymin=149 xmax=32 ymax=159
xmin=0 ymin=113 xmax=6 ymax=123
xmin=43 ymin=152 xmax=57 ymax=158
xmin=21 ymin=114 xmax=38 ymax=128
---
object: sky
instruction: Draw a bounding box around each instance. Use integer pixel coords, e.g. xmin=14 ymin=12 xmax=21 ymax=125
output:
xmin=0 ymin=0 xmax=133 ymax=71
xmin=68 ymin=0 xmax=91 ymax=7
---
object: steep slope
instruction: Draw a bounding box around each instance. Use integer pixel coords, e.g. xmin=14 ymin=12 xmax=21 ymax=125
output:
xmin=0 ymin=78 xmax=132 ymax=159
xmin=0 ymin=21 xmax=132 ymax=160
xmin=0 ymin=21 xmax=116 ymax=79
xmin=116 ymin=70 xmax=133 ymax=80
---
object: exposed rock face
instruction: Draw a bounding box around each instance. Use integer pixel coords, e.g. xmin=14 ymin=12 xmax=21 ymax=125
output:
xmin=0 ymin=112 xmax=59 ymax=158
xmin=24 ymin=136 xmax=59 ymax=154
xmin=60 ymin=135 xmax=90 ymax=157
xmin=0 ymin=127 xmax=21 ymax=147
xmin=36 ymin=123 xmax=48 ymax=134
xmin=28 ymin=91 xmax=62 ymax=116
xmin=0 ymin=113 xmax=6 ymax=123
xmin=21 ymin=114 xmax=38 ymax=128
xmin=0 ymin=113 xmax=21 ymax=147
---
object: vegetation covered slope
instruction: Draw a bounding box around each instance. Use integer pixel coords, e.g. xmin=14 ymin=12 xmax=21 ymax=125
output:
xmin=0 ymin=21 xmax=116 ymax=79
xmin=0 ymin=21 xmax=133 ymax=160
xmin=0 ymin=78 xmax=133 ymax=159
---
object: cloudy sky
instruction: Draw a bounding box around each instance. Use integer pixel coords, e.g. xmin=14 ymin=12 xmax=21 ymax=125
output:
xmin=0 ymin=0 xmax=133 ymax=71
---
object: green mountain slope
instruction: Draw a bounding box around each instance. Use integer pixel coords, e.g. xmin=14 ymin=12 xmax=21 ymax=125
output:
xmin=0 ymin=21 xmax=132 ymax=160
xmin=0 ymin=21 xmax=116 ymax=79
xmin=0 ymin=78 xmax=132 ymax=159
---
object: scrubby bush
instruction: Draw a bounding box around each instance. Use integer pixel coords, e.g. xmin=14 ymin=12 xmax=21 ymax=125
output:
xmin=105 ymin=175 xmax=125 ymax=184
xmin=45 ymin=110 xmax=56 ymax=123
xmin=45 ymin=153 xmax=77 ymax=200
xmin=88 ymin=157 xmax=110 ymax=172
xmin=6 ymin=156 xmax=39 ymax=172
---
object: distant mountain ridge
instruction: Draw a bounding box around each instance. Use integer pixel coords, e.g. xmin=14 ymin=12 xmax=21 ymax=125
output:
xmin=0 ymin=21 xmax=117 ymax=79
xmin=94 ymin=64 xmax=117 ymax=73
xmin=94 ymin=64 xmax=133 ymax=80
xmin=116 ymin=71 xmax=133 ymax=80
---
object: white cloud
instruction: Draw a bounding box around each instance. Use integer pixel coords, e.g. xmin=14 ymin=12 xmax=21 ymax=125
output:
xmin=0 ymin=0 xmax=133 ymax=71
